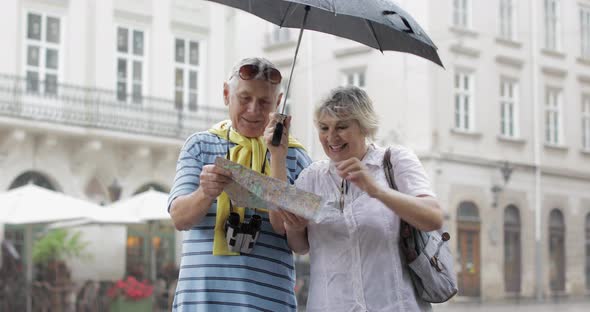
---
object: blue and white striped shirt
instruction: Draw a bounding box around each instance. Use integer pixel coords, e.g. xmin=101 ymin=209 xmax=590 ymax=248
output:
xmin=169 ymin=131 xmax=312 ymax=312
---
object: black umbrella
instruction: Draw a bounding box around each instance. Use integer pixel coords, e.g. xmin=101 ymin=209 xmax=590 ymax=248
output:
xmin=206 ymin=0 xmax=444 ymax=144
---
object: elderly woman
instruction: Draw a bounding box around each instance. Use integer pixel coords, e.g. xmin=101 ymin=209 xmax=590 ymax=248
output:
xmin=266 ymin=86 xmax=443 ymax=312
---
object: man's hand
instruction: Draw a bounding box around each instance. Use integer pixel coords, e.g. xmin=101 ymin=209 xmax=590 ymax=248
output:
xmin=199 ymin=164 xmax=232 ymax=199
xmin=264 ymin=113 xmax=290 ymax=159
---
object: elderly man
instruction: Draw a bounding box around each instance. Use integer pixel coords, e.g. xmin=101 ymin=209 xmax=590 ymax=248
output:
xmin=168 ymin=57 xmax=311 ymax=311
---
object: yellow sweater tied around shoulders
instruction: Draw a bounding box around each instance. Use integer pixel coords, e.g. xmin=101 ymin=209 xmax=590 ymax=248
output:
xmin=208 ymin=120 xmax=304 ymax=256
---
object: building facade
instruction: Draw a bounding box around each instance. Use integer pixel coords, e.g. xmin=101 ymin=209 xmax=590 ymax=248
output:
xmin=1 ymin=0 xmax=589 ymax=305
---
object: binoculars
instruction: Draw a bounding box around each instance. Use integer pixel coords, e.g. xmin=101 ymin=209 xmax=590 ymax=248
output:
xmin=225 ymin=212 xmax=262 ymax=254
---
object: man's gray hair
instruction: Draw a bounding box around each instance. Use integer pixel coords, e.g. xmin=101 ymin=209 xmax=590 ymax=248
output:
xmin=314 ymin=86 xmax=379 ymax=140
xmin=227 ymin=57 xmax=281 ymax=94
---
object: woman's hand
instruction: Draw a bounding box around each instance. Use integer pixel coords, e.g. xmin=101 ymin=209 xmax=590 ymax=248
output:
xmin=279 ymin=210 xmax=308 ymax=233
xmin=264 ymin=113 xmax=291 ymax=160
xmin=336 ymin=158 xmax=383 ymax=198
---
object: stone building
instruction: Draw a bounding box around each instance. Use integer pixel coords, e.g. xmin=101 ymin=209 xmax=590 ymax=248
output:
xmin=0 ymin=0 xmax=589 ymax=305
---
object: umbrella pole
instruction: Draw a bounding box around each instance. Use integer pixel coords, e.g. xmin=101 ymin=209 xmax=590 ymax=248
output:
xmin=25 ymin=224 xmax=33 ymax=312
xmin=280 ymin=5 xmax=310 ymax=115
xmin=271 ymin=5 xmax=310 ymax=146
xmin=149 ymin=221 xmax=156 ymax=282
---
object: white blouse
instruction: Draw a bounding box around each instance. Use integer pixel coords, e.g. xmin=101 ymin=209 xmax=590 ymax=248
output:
xmin=295 ymin=144 xmax=434 ymax=312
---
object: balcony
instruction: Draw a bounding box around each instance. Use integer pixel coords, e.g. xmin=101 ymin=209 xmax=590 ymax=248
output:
xmin=0 ymin=74 xmax=226 ymax=139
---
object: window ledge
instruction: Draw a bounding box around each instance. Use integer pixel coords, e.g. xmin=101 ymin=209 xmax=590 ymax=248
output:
xmin=263 ymin=40 xmax=297 ymax=52
xmin=333 ymin=45 xmax=373 ymax=58
xmin=543 ymin=143 xmax=568 ymax=151
xmin=495 ymin=37 xmax=522 ymax=49
xmin=541 ymin=49 xmax=566 ymax=59
xmin=497 ymin=135 xmax=526 ymax=145
xmin=577 ymin=57 xmax=590 ymax=67
xmin=449 ymin=27 xmax=478 ymax=38
xmin=450 ymin=128 xmax=482 ymax=138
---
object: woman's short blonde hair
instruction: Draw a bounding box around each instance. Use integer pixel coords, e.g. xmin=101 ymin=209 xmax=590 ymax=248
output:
xmin=314 ymin=86 xmax=379 ymax=140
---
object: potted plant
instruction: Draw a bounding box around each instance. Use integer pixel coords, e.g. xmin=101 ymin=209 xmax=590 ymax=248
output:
xmin=32 ymin=229 xmax=89 ymax=311
xmin=107 ymin=276 xmax=154 ymax=312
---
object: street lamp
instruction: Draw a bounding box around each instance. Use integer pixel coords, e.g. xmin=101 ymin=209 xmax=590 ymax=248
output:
xmin=108 ymin=178 xmax=122 ymax=202
xmin=500 ymin=161 xmax=514 ymax=185
xmin=491 ymin=161 xmax=514 ymax=208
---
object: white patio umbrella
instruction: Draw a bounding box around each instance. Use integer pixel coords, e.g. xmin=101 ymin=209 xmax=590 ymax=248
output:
xmin=107 ymin=189 xmax=170 ymax=281
xmin=0 ymin=184 xmax=142 ymax=312
xmin=107 ymin=189 xmax=169 ymax=221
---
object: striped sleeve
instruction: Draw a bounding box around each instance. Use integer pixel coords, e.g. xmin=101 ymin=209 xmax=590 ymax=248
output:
xmin=286 ymin=147 xmax=312 ymax=184
xmin=168 ymin=134 xmax=202 ymax=211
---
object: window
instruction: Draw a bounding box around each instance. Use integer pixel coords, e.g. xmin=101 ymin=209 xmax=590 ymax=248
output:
xmin=454 ymin=71 xmax=475 ymax=131
xmin=544 ymin=0 xmax=561 ymax=51
xmin=545 ymin=88 xmax=562 ymax=145
xmin=500 ymin=79 xmax=519 ymax=137
xmin=583 ymin=95 xmax=590 ymax=150
xmin=453 ymin=0 xmax=470 ymax=28
xmin=504 ymin=205 xmax=521 ymax=293
xmin=581 ymin=6 xmax=590 ymax=59
xmin=549 ymin=209 xmax=566 ymax=292
xmin=117 ymin=26 xmax=145 ymax=104
xmin=174 ymin=38 xmax=201 ymax=111
xmin=342 ymin=70 xmax=366 ymax=89
xmin=25 ymin=12 xmax=61 ymax=95
xmin=499 ymin=0 xmax=516 ymax=40
xmin=267 ymin=25 xmax=291 ymax=45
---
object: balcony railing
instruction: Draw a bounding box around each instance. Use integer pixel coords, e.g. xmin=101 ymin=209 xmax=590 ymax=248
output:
xmin=0 ymin=74 xmax=227 ymax=139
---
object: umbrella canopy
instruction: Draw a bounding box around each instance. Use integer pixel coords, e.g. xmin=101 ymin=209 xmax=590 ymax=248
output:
xmin=0 ymin=184 xmax=141 ymax=225
xmin=0 ymin=184 xmax=100 ymax=225
xmin=106 ymin=189 xmax=169 ymax=221
xmin=206 ymin=0 xmax=442 ymax=67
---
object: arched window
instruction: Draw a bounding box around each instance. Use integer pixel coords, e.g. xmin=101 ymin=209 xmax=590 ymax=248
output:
xmin=549 ymin=209 xmax=566 ymax=292
xmin=9 ymin=170 xmax=57 ymax=190
xmin=585 ymin=213 xmax=590 ymax=290
xmin=133 ymin=182 xmax=169 ymax=195
xmin=457 ymin=201 xmax=481 ymax=297
xmin=504 ymin=205 xmax=521 ymax=293
xmin=458 ymin=201 xmax=480 ymax=222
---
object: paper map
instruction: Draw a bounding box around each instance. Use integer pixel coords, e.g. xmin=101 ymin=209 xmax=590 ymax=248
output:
xmin=215 ymin=157 xmax=323 ymax=221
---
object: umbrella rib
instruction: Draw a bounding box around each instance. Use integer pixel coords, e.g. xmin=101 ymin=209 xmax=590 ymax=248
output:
xmin=279 ymin=2 xmax=296 ymax=27
xmin=365 ymin=20 xmax=384 ymax=53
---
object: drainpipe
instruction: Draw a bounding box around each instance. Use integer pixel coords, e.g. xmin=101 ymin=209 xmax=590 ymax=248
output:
xmin=529 ymin=0 xmax=544 ymax=302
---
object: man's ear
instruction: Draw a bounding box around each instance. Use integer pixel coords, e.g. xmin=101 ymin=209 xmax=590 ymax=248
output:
xmin=223 ymin=82 xmax=230 ymax=106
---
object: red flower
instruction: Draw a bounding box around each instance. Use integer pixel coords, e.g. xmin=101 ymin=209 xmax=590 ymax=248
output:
xmin=107 ymin=276 xmax=153 ymax=301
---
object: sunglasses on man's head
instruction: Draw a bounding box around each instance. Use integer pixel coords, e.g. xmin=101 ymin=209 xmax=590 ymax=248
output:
xmin=236 ymin=64 xmax=282 ymax=84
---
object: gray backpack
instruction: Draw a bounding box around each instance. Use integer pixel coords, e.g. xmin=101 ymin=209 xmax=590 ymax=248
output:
xmin=383 ymin=148 xmax=458 ymax=303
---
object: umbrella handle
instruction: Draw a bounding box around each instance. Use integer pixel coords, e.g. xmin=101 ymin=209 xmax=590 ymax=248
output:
xmin=271 ymin=120 xmax=284 ymax=146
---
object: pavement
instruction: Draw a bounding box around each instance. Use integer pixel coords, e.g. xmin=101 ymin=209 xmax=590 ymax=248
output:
xmin=434 ymin=299 xmax=590 ymax=312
